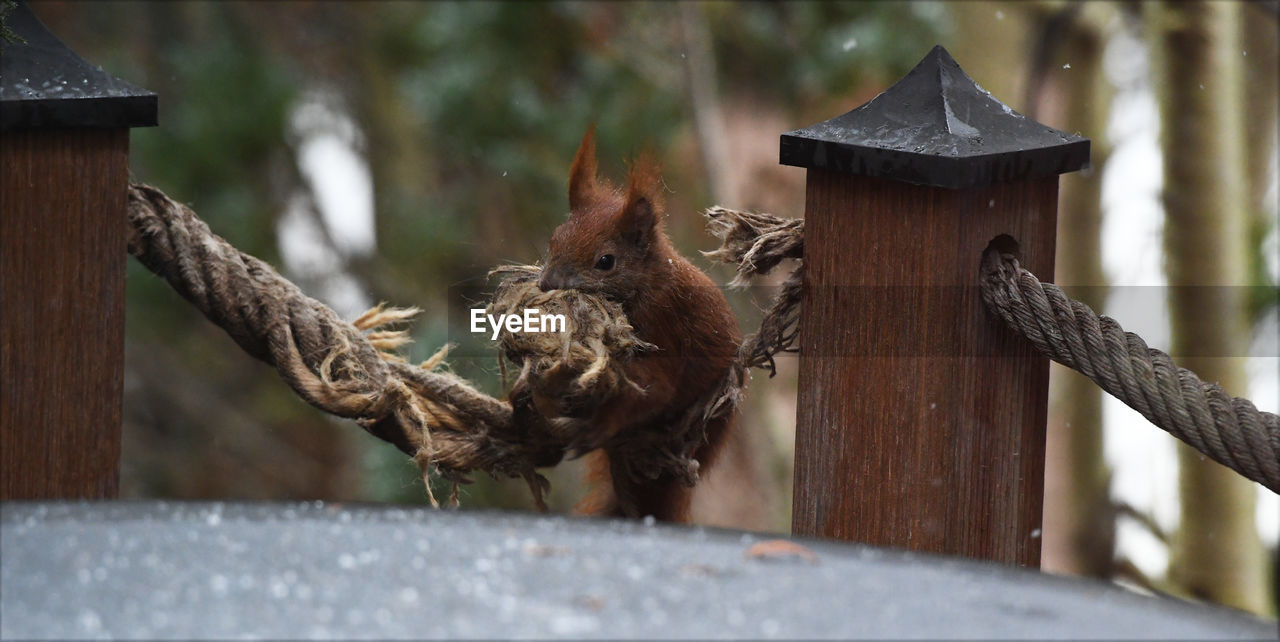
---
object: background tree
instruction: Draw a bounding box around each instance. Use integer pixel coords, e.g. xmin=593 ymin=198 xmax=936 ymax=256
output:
xmin=1147 ymin=0 xmax=1273 ymax=613
xmin=1023 ymin=2 xmax=1119 ymax=582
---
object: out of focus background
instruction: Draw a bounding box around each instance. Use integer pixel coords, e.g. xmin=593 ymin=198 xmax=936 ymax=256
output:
xmin=25 ymin=0 xmax=1277 ymax=615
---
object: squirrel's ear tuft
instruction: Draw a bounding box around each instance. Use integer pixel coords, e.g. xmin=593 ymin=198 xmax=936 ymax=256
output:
xmin=619 ymin=152 xmax=664 ymax=247
xmin=568 ymin=125 xmax=599 ymax=213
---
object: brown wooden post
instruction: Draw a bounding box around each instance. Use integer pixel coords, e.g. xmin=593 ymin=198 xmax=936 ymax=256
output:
xmin=782 ymin=46 xmax=1088 ymax=566
xmin=1 ymin=3 xmax=156 ymax=498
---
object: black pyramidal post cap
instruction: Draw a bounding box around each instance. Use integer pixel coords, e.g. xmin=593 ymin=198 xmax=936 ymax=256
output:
xmin=780 ymin=45 xmax=1088 ymax=189
xmin=0 ymin=1 xmax=156 ymax=130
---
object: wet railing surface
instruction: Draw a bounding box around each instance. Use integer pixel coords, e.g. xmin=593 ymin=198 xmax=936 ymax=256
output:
xmin=1 ymin=501 xmax=1274 ymax=639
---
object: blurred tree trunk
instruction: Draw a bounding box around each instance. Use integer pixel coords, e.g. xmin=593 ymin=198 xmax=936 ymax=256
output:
xmin=679 ymin=0 xmax=732 ymax=205
xmin=1029 ymin=4 xmax=1116 ymax=579
xmin=1242 ymin=5 xmax=1279 ymax=324
xmin=1240 ymin=6 xmax=1278 ymax=617
xmin=1146 ymin=0 xmax=1271 ymax=613
xmin=1242 ymin=6 xmax=1279 ymax=220
xmin=948 ymin=1 xmax=1033 ymax=110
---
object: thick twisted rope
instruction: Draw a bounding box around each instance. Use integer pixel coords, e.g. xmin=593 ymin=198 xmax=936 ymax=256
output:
xmin=980 ymin=247 xmax=1280 ymax=494
xmin=127 ymin=183 xmax=559 ymax=506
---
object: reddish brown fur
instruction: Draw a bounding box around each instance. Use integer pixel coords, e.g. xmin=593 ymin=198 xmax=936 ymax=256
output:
xmin=539 ymin=128 xmax=742 ymax=522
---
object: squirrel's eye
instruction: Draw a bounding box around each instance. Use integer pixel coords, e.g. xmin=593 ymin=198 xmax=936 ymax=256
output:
xmin=594 ymin=254 xmax=615 ymax=271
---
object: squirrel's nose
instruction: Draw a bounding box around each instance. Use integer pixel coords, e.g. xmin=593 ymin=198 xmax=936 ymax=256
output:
xmin=537 ymin=270 xmax=561 ymax=292
xmin=538 ymin=267 xmax=579 ymax=292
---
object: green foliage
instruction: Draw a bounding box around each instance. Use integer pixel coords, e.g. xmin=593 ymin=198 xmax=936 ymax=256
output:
xmin=708 ymin=1 xmax=944 ymax=108
xmin=131 ymin=27 xmax=296 ymax=258
xmin=1245 ymin=213 xmax=1279 ymax=323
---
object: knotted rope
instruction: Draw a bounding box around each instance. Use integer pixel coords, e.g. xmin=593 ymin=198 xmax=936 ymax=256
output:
xmin=701 ymin=206 xmax=1279 ymax=493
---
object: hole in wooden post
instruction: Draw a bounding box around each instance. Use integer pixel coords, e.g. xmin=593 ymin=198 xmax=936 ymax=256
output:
xmin=986 ymin=234 xmax=1021 ymax=260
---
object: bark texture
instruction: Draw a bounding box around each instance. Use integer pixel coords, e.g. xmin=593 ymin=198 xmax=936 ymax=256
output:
xmin=1148 ymin=0 xmax=1272 ymax=614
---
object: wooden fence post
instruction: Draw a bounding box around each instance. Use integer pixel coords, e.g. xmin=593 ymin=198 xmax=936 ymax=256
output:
xmin=1 ymin=2 xmax=156 ymax=499
xmin=781 ymin=46 xmax=1088 ymax=566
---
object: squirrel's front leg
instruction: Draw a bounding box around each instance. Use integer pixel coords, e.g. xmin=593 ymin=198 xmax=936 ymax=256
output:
xmin=571 ymin=367 xmax=683 ymax=518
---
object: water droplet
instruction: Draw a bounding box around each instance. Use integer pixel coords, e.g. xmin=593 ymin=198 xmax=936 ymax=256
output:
xmin=78 ymin=609 xmax=102 ymax=633
xmin=762 ymin=619 xmax=781 ymax=636
xmin=270 ymin=579 xmax=289 ymax=599
xmin=842 ymin=37 xmax=858 ymax=52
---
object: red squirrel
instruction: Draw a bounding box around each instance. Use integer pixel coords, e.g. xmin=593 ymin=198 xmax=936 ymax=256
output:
xmin=537 ymin=128 xmax=741 ymax=522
